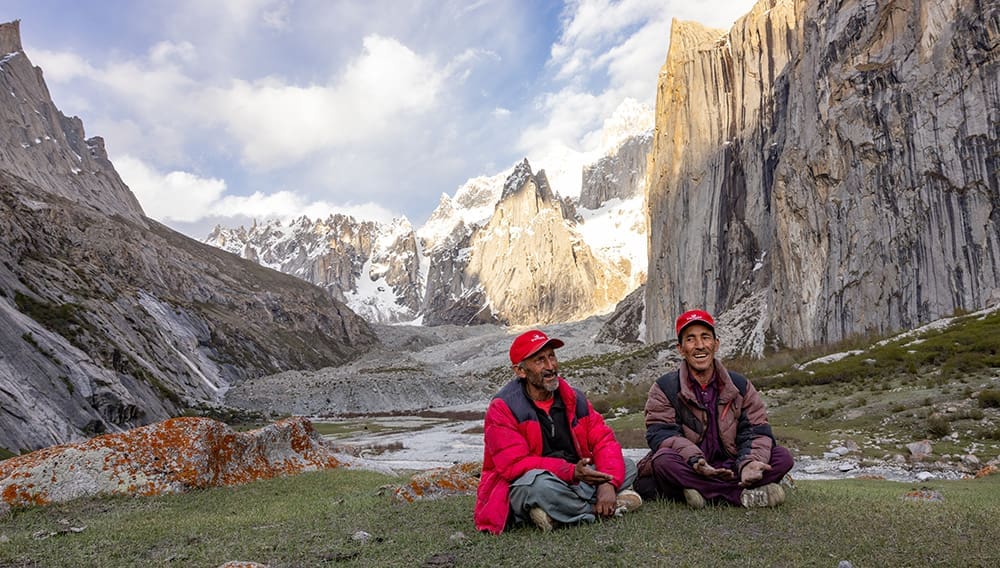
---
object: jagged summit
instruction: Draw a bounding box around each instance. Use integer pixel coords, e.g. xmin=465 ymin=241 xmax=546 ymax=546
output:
xmin=0 ymin=19 xmax=22 ymax=53
xmin=0 ymin=20 xmax=145 ymax=222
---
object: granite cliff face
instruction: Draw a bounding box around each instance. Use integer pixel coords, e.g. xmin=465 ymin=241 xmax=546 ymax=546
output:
xmin=644 ymin=0 xmax=999 ymax=350
xmin=459 ymin=159 xmax=630 ymax=325
xmin=0 ymin=21 xmax=377 ymax=454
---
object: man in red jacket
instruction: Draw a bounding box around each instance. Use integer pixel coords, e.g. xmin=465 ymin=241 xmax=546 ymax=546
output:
xmin=474 ymin=329 xmax=642 ymax=534
xmin=635 ymin=309 xmax=794 ymax=508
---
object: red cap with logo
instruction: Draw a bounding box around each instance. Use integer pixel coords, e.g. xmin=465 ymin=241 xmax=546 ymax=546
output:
xmin=509 ymin=329 xmax=565 ymax=365
xmin=675 ymin=309 xmax=715 ymax=337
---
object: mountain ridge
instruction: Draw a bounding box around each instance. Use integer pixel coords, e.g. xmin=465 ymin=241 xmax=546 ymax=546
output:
xmin=0 ymin=20 xmax=377 ymax=454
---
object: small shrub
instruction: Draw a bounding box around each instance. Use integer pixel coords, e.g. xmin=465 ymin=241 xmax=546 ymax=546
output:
xmin=809 ymin=406 xmax=836 ymax=420
xmin=927 ymin=414 xmax=951 ymax=438
xmin=978 ymin=389 xmax=1000 ymax=409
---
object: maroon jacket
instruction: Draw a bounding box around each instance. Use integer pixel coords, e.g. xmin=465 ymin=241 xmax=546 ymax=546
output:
xmin=643 ymin=359 xmax=774 ymax=473
xmin=474 ymin=377 xmax=625 ymax=534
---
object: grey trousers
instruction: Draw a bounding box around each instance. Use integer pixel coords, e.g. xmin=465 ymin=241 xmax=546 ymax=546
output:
xmin=508 ymin=458 xmax=638 ymax=526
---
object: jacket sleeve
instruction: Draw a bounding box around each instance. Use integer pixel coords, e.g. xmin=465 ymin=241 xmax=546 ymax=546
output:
xmin=644 ymin=381 xmax=701 ymax=464
xmin=579 ymin=402 xmax=627 ymax=489
xmin=734 ymin=380 xmax=774 ymax=470
xmin=483 ymin=398 xmax=576 ymax=483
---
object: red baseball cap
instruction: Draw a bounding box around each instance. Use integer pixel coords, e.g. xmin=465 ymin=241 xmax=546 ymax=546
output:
xmin=675 ymin=309 xmax=715 ymax=337
xmin=509 ymin=329 xmax=565 ymax=365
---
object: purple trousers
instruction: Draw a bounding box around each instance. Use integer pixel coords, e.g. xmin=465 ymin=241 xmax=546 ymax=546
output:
xmin=634 ymin=446 xmax=794 ymax=506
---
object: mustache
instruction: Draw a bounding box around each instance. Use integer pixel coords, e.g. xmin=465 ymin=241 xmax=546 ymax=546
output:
xmin=542 ymin=370 xmax=558 ymax=378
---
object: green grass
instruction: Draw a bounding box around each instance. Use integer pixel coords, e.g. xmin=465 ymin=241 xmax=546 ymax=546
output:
xmin=2 ymin=470 xmax=998 ymax=567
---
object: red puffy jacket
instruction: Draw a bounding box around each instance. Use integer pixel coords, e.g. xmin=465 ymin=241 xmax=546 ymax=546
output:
xmin=474 ymin=377 xmax=625 ymax=534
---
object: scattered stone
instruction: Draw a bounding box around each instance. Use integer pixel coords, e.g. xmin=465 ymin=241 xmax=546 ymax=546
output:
xmin=391 ymin=462 xmax=480 ymax=503
xmin=961 ymin=455 xmax=981 ymax=469
xmin=844 ymin=440 xmax=859 ymax=452
xmin=31 ymin=525 xmax=86 ymax=540
xmin=218 ymin=562 xmax=269 ymax=568
xmin=838 ymin=561 xmax=854 ymax=568
xmin=449 ymin=531 xmax=469 ymax=544
xmin=838 ymin=463 xmax=856 ymax=472
xmin=891 ymin=454 xmax=907 ymax=464
xmin=423 ymin=553 xmax=457 ymax=568
xmin=351 ymin=530 xmax=373 ymax=543
xmin=831 ymin=446 xmax=851 ymax=456
xmin=0 ymin=501 xmax=10 ymax=520
xmin=915 ymin=471 xmax=936 ymax=482
xmin=0 ymin=534 xmax=9 ymax=544
xmin=906 ymin=440 xmax=933 ymax=460
xmin=902 ymin=488 xmax=943 ymax=503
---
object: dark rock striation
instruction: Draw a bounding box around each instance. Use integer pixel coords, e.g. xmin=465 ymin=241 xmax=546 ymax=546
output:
xmin=644 ymin=0 xmax=1000 ymax=350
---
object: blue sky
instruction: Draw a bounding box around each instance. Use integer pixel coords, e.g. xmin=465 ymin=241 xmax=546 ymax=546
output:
xmin=1 ymin=0 xmax=757 ymax=238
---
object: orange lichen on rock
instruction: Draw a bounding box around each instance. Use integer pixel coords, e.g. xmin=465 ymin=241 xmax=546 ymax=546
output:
xmin=975 ymin=464 xmax=998 ymax=478
xmin=392 ymin=462 xmax=481 ymax=504
xmin=0 ymin=416 xmax=348 ymax=508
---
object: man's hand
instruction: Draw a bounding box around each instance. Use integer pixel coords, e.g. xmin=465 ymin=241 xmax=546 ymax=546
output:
xmin=593 ymin=482 xmax=617 ymax=517
xmin=739 ymin=460 xmax=771 ymax=487
xmin=691 ymin=458 xmax=735 ymax=481
xmin=574 ymin=458 xmax=614 ymax=485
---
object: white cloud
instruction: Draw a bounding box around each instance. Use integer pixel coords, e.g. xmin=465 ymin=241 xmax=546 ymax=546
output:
xmin=211 ymin=191 xmax=396 ymax=224
xmin=116 ymin=155 xmax=398 ymax=226
xmin=492 ymin=107 xmax=511 ymax=118
xmin=27 ymin=49 xmax=96 ymax=83
xmin=206 ymin=34 xmax=447 ymax=170
xmin=115 ymin=155 xmax=226 ymax=223
xmin=261 ymin=0 xmax=292 ymax=30
xmin=149 ymin=41 xmax=197 ymax=66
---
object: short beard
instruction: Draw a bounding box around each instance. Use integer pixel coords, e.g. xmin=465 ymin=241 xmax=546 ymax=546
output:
xmin=543 ymin=372 xmax=559 ymax=392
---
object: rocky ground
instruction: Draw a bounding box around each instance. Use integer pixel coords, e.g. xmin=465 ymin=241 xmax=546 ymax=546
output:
xmin=223 ymin=315 xmax=660 ymax=416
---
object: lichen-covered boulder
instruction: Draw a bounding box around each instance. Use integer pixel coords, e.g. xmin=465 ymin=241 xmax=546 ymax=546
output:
xmin=0 ymin=416 xmax=361 ymax=507
xmin=392 ymin=462 xmax=480 ymax=503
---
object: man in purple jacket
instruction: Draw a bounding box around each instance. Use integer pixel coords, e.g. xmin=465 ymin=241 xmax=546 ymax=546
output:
xmin=634 ymin=309 xmax=794 ymax=508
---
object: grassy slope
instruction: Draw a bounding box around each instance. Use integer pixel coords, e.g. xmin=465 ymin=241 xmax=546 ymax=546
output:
xmin=1 ymin=469 xmax=998 ymax=567
xmin=599 ymin=309 xmax=1000 ymax=462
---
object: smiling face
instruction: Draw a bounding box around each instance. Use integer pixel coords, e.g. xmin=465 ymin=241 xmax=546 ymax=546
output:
xmin=513 ymin=346 xmax=560 ymax=400
xmin=677 ymin=323 xmax=719 ymax=385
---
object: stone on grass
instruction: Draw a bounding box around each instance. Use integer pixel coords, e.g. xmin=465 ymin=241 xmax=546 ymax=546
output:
xmin=391 ymin=462 xmax=480 ymax=503
xmin=0 ymin=416 xmax=373 ymax=508
xmin=961 ymin=454 xmax=981 ymax=469
xmin=902 ymin=488 xmax=943 ymax=502
xmin=906 ymin=440 xmax=933 ymax=460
